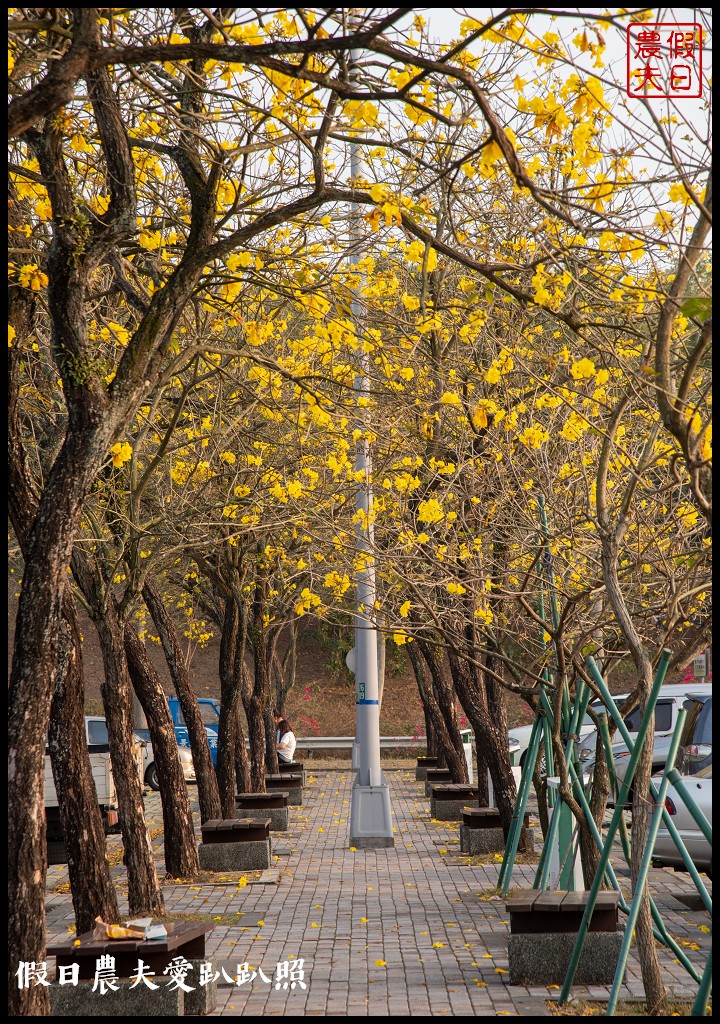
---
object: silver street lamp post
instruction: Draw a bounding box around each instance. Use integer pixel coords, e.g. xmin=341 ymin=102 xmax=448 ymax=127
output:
xmin=346 ymin=43 xmax=394 ymax=850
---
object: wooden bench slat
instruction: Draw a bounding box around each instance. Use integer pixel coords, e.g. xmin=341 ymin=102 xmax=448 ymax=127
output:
xmin=49 ymin=922 xmax=214 ymax=959
xmin=595 ymin=891 xmax=621 ymax=907
xmin=534 ymin=892 xmax=565 ymax=911
xmin=505 ymin=890 xmax=541 ymax=912
xmin=560 ymin=891 xmax=590 ymax=909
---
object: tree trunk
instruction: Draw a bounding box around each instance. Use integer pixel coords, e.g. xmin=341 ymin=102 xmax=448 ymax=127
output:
xmin=419 ymin=678 xmax=437 ymax=757
xmin=414 ymin=640 xmax=468 ymax=782
xmin=408 ymin=641 xmax=445 ymax=765
xmin=48 ymin=603 xmax=119 ymax=934
xmin=143 ymin=579 xmax=221 ymax=823
xmin=9 ymin=430 xmax=112 ymax=1016
xmin=9 ymin=348 xmax=118 ymax=942
xmin=234 ymin=702 xmax=251 ymax=795
xmin=218 ymin=597 xmax=246 ymax=815
xmin=245 ymin=690 xmax=267 ymax=790
xmin=474 ymin=739 xmax=490 ymax=807
xmin=124 ymin=625 xmax=200 ymax=879
xmin=93 ymin=606 xmax=164 ymax=916
xmin=245 ymin=580 xmax=275 ymax=790
xmin=450 ymin=652 xmax=532 ymax=853
xmin=265 ymin=706 xmax=279 ymax=774
xmin=275 ymin=621 xmax=298 ymax=710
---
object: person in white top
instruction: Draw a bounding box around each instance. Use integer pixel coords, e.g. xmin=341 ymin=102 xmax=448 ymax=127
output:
xmin=274 ymin=709 xmax=297 ymax=764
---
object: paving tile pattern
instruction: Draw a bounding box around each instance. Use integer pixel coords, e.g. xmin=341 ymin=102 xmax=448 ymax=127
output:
xmin=44 ymin=768 xmax=711 ymax=1016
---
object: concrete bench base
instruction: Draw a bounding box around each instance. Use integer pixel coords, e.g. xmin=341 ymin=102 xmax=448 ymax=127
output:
xmin=508 ymin=930 xmax=622 ymax=985
xmin=460 ymin=823 xmax=505 ymax=854
xmin=283 ymin=785 xmax=302 ymax=806
xmin=236 ymin=806 xmax=289 ymax=831
xmin=49 ymin=979 xmax=184 ymax=1016
xmin=184 ymin=960 xmax=218 ymax=1015
xmin=199 ymin=838 xmax=271 ymax=871
xmin=431 ymin=797 xmax=474 ymax=821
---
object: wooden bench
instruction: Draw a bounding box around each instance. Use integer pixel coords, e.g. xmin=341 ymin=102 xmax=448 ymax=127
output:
xmin=47 ymin=922 xmax=215 ymax=1014
xmin=505 ymin=889 xmax=622 ymax=985
xmin=200 ymin=818 xmax=270 ymax=844
xmin=430 ymin=784 xmax=481 ymax=821
xmin=48 ymin=921 xmax=213 ymax=980
xmin=431 ymin=783 xmax=480 ymax=800
xmin=416 ymin=755 xmax=438 ymax=781
xmin=235 ymin=793 xmax=289 ymax=831
xmin=461 ymin=808 xmax=532 ymax=830
xmin=265 ymin=773 xmax=303 ymax=805
xmin=235 ymin=792 xmax=288 ymax=809
xmin=505 ymin=889 xmax=620 ymax=934
xmin=459 ymin=808 xmax=532 ymax=854
xmin=278 ymin=760 xmax=306 ymax=785
xmin=424 ymin=767 xmax=453 ymax=796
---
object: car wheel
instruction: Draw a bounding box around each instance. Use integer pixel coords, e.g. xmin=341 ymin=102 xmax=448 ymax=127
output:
xmin=145 ymin=762 xmax=160 ymax=791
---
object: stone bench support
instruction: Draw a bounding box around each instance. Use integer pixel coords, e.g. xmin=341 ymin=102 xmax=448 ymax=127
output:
xmin=505 ymin=890 xmax=622 ymax=985
xmin=199 ymin=818 xmax=272 ymax=870
xmin=459 ymin=808 xmax=533 ymax=854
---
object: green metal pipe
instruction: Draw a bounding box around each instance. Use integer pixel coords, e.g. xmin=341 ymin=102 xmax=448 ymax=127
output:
xmin=557 ymin=650 xmax=671 ymax=1003
xmin=606 ymin=710 xmax=687 ymax=1016
xmin=566 ymin=760 xmax=701 ymax=985
xmin=597 ymin=711 xmax=620 ymax=804
xmin=691 ymin=946 xmax=712 ymax=1016
xmin=587 ymin=657 xmax=712 ymax=914
xmin=534 ymin=686 xmax=591 ymax=891
xmin=538 ymin=495 xmax=570 ymax=733
xmin=499 ymin=713 xmax=543 ymax=893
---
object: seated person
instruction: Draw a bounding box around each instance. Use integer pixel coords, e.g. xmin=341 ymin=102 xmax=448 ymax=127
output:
xmin=274 ymin=708 xmax=296 ymax=764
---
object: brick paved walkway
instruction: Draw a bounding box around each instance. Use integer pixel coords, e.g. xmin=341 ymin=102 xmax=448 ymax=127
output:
xmin=45 ymin=768 xmax=711 ymax=1015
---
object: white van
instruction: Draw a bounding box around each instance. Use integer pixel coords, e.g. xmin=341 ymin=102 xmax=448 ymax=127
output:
xmin=577 ymin=682 xmax=713 ymax=785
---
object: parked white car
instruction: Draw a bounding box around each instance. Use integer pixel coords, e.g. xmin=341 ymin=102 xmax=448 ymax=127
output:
xmin=85 ymin=716 xmax=146 ymax=786
xmin=86 ymin=716 xmax=194 ymax=792
xmin=509 ymin=713 xmax=597 ymax=769
xmin=577 ymin=684 xmax=713 ymax=786
xmin=133 ymin=726 xmax=196 ymax=791
xmin=651 ymin=763 xmax=712 ymax=875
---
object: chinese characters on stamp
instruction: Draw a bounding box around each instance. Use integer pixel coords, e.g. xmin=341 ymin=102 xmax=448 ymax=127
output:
xmin=627 ymin=23 xmax=703 ymax=98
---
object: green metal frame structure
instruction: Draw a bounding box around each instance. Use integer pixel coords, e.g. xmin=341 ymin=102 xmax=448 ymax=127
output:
xmin=497 ymin=502 xmax=712 ymax=1014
